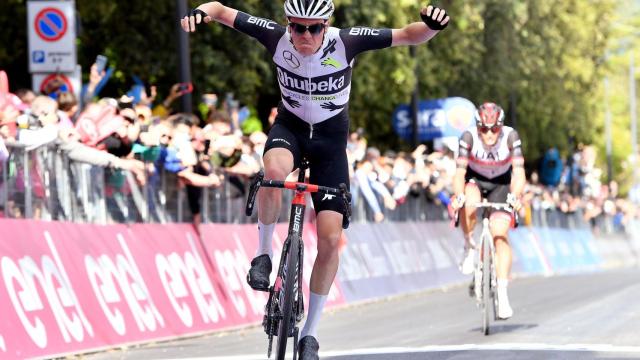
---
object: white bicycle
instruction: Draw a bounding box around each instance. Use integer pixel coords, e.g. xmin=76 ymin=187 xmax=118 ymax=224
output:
xmin=454 ymin=199 xmax=518 ymax=335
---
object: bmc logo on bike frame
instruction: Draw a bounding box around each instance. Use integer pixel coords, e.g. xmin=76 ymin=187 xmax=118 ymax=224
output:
xmin=349 ymin=27 xmax=380 ymax=36
xmin=248 ymin=16 xmax=276 ymax=30
xmin=292 ymin=207 xmax=303 ymax=233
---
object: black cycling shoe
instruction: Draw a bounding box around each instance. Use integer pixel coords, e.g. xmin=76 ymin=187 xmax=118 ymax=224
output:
xmin=298 ymin=336 xmax=320 ymax=360
xmin=247 ymin=254 xmax=272 ymax=291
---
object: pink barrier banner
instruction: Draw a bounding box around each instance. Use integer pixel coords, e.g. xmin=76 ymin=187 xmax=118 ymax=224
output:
xmin=0 ymin=219 xmax=343 ymax=359
xmin=198 ymin=223 xmax=347 ymax=317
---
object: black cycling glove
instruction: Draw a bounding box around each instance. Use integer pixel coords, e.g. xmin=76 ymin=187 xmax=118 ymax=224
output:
xmin=420 ymin=6 xmax=449 ymax=31
xmin=184 ymin=8 xmax=209 ymax=30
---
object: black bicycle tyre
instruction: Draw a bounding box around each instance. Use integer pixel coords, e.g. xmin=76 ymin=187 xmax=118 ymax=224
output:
xmin=482 ymin=233 xmax=491 ymax=336
xmin=276 ymin=235 xmax=300 ymax=360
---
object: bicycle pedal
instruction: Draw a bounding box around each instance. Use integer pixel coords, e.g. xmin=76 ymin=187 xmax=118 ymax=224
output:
xmin=468 ymin=280 xmax=475 ymax=298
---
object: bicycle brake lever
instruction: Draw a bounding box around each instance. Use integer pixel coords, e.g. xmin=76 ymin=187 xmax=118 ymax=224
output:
xmin=339 ymin=183 xmax=351 ymax=229
xmin=245 ymin=170 xmax=264 ymax=216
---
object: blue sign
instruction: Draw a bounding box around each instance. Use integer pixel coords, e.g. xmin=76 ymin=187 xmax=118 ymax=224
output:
xmin=392 ymin=97 xmax=476 ymax=141
xmin=32 ymin=50 xmax=45 ymax=64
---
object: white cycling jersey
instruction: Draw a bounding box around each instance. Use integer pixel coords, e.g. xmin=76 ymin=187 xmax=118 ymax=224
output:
xmin=458 ymin=126 xmax=523 ymax=181
xmin=233 ymin=11 xmax=392 ymax=125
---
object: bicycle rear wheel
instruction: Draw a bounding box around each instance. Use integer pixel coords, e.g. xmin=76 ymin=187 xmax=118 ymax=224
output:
xmin=482 ymin=233 xmax=492 ymax=336
xmin=276 ymin=235 xmax=300 ymax=360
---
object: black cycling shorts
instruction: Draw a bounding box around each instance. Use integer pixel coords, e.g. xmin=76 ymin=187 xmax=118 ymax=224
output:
xmin=264 ymin=105 xmax=350 ymax=215
xmin=466 ymin=168 xmax=510 ymax=215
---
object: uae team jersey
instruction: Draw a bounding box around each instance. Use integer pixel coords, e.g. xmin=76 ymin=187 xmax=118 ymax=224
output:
xmin=458 ymin=126 xmax=523 ymax=181
xmin=233 ymin=11 xmax=393 ymax=125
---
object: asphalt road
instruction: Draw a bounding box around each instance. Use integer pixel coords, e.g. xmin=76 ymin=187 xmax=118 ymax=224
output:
xmin=84 ymin=269 xmax=640 ymax=360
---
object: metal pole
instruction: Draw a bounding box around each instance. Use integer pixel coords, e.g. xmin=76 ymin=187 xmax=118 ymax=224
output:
xmin=604 ymin=77 xmax=613 ymax=184
xmin=24 ymin=150 xmax=32 ymax=219
xmin=410 ymin=46 xmax=420 ymax=148
xmin=631 ymin=53 xmax=638 ymax=185
xmin=2 ymin=153 xmax=7 ymax=217
xmin=202 ymin=187 xmax=210 ymax=224
xmin=176 ymin=0 xmax=193 ymax=113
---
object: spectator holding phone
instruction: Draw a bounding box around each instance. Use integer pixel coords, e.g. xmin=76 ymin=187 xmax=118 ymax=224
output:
xmin=80 ymin=57 xmax=110 ymax=110
xmin=153 ymin=83 xmax=192 ymax=117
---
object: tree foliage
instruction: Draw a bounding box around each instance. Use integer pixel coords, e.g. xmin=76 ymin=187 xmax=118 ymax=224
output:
xmin=0 ymin=1 xmax=623 ymax=172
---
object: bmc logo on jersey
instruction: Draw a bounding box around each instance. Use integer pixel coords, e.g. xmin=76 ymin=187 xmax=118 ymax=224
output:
xmin=349 ymin=27 xmax=380 ymax=36
xmin=248 ymin=16 xmax=276 ymax=30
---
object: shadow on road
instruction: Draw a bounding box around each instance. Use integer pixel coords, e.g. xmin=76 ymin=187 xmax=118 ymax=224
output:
xmin=469 ymin=323 xmax=538 ymax=334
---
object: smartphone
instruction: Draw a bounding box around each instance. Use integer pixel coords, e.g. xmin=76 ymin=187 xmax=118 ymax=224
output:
xmin=177 ymin=82 xmax=193 ymax=95
xmin=95 ymin=55 xmax=108 ymax=74
xmin=203 ymin=139 xmax=211 ymax=154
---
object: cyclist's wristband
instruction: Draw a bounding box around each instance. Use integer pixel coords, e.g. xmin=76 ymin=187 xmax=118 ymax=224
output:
xmin=421 ymin=9 xmax=449 ymax=31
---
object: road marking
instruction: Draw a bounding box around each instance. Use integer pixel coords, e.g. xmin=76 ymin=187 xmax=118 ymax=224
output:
xmin=160 ymin=343 xmax=640 ymax=360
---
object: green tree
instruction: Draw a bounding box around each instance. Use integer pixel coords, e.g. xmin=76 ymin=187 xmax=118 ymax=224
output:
xmin=0 ymin=0 xmax=623 ymax=183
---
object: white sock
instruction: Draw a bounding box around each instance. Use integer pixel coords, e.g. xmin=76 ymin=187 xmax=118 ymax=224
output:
xmin=256 ymin=220 xmax=275 ymax=258
xmin=300 ymin=292 xmax=327 ymax=340
xmin=497 ymin=279 xmax=509 ymax=291
xmin=497 ymin=278 xmax=508 ymax=288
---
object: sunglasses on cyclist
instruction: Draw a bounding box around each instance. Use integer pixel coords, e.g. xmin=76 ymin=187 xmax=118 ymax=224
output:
xmin=288 ymin=22 xmax=326 ymax=35
xmin=478 ymin=125 xmax=502 ymax=134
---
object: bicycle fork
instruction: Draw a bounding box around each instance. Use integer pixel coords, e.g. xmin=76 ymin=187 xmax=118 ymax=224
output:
xmin=475 ymin=219 xmax=496 ymax=302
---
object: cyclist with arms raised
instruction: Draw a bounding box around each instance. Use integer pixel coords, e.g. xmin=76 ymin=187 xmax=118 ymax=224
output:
xmin=182 ymin=1 xmax=449 ymax=358
xmin=450 ymin=102 xmax=525 ymax=319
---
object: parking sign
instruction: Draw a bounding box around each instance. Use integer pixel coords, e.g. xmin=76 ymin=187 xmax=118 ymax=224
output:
xmin=28 ymin=1 xmax=77 ymax=73
xmin=32 ymin=66 xmax=82 ymax=100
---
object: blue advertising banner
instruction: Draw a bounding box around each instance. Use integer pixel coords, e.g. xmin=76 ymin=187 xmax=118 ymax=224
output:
xmin=392 ymin=97 xmax=476 ymax=141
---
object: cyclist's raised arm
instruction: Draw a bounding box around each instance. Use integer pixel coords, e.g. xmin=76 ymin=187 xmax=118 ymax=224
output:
xmin=181 ymin=2 xmax=238 ymax=31
xmin=391 ymin=5 xmax=449 ymax=47
xmin=508 ymin=130 xmax=526 ymax=197
xmin=453 ymin=131 xmax=472 ymax=197
xmin=182 ymin=2 xmax=285 ymax=55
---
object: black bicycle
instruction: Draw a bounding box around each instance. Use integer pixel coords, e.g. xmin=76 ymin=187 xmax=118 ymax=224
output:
xmin=245 ymin=161 xmax=351 ymax=360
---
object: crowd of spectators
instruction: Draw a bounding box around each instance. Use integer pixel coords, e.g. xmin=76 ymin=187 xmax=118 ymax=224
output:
xmin=0 ymin=63 xmax=637 ymax=234
xmin=347 ymin=132 xmax=638 ymax=233
xmin=0 ymin=64 xmax=269 ymax=225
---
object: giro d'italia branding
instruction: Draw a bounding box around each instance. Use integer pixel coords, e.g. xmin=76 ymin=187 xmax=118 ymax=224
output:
xmin=276 ymin=65 xmax=352 ymax=95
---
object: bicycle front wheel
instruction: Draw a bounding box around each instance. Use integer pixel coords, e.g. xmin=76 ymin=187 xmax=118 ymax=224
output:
xmin=482 ymin=233 xmax=492 ymax=336
xmin=276 ymin=235 xmax=300 ymax=360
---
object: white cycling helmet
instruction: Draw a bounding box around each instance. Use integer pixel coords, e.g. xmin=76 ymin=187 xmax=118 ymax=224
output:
xmin=284 ymin=0 xmax=334 ymax=20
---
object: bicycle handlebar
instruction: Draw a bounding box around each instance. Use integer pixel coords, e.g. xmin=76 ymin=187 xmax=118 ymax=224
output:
xmin=245 ymin=170 xmax=352 ymax=229
xmin=452 ymin=201 xmax=519 ymax=228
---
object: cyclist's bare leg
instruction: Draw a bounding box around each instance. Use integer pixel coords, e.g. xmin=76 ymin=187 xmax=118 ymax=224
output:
xmin=259 ymin=149 xmax=294 ymax=224
xmin=247 ymin=149 xmax=295 ymax=290
xmin=461 ymin=183 xmax=481 ymax=246
xmin=310 ymin=210 xmax=343 ymax=293
xmin=489 ymin=213 xmax=512 ymax=280
xmin=301 ymin=209 xmax=343 ymax=339
xmin=490 ymin=212 xmax=514 ymax=318
xmin=257 ymin=149 xmax=293 ymax=255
